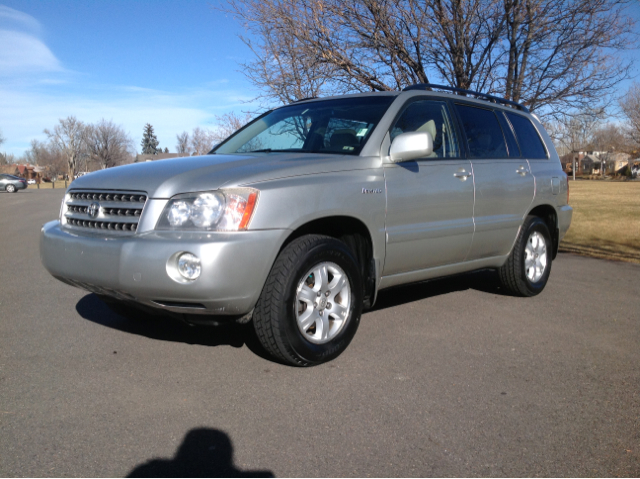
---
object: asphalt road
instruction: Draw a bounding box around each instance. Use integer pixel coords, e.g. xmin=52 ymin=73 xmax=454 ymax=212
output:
xmin=1 ymin=188 xmax=639 ymax=477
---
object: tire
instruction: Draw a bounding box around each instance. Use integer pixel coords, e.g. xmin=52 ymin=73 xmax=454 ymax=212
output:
xmin=498 ymin=215 xmax=553 ymax=297
xmin=6 ymin=184 xmax=16 ymax=193
xmin=253 ymin=234 xmax=363 ymax=366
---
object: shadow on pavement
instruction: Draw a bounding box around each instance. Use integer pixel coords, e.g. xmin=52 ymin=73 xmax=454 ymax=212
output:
xmin=76 ymin=270 xmax=504 ymax=356
xmin=75 ymin=294 xmax=275 ymax=361
xmin=371 ymin=269 xmax=505 ymax=312
xmin=127 ymin=428 xmax=274 ymax=478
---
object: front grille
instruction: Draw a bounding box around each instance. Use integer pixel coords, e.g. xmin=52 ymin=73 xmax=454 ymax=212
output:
xmin=63 ymin=189 xmax=147 ymax=235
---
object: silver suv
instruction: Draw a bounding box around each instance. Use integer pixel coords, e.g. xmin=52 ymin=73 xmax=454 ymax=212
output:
xmin=40 ymin=85 xmax=572 ymax=366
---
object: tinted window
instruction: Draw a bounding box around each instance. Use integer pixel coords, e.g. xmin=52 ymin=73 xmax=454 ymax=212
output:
xmin=390 ymin=100 xmax=460 ymax=158
xmin=455 ymin=104 xmax=508 ymax=158
xmin=213 ymin=96 xmax=396 ymax=156
xmin=496 ymin=111 xmax=521 ymax=157
xmin=505 ymin=112 xmax=548 ymax=159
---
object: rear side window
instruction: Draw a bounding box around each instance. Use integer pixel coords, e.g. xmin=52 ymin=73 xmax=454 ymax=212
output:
xmin=455 ymin=104 xmax=508 ymax=159
xmin=505 ymin=112 xmax=548 ymax=159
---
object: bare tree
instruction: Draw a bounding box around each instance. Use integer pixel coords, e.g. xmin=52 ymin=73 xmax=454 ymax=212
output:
xmin=224 ymin=0 xmax=636 ymax=116
xmin=0 ymin=129 xmax=6 ymax=165
xmin=500 ymin=0 xmax=635 ymax=116
xmin=86 ymin=119 xmax=133 ymax=169
xmin=549 ymin=109 xmax=604 ymax=154
xmin=211 ymin=112 xmax=255 ymax=144
xmin=590 ymin=123 xmax=633 ymax=154
xmin=176 ymin=131 xmax=192 ymax=156
xmin=37 ymin=143 xmax=67 ymax=179
xmin=189 ymin=127 xmax=216 ymax=156
xmin=620 ymin=82 xmax=640 ymax=147
xmin=44 ymin=116 xmax=88 ymax=179
xmin=23 ymin=139 xmax=48 ymax=165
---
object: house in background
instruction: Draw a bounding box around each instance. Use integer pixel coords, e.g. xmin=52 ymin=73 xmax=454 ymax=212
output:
xmin=561 ymin=151 xmax=633 ymax=176
xmin=0 ymin=164 xmax=38 ymax=179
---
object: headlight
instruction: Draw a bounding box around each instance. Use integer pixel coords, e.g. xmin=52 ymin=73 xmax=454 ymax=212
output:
xmin=60 ymin=194 xmax=69 ymax=222
xmin=156 ymin=188 xmax=259 ymax=231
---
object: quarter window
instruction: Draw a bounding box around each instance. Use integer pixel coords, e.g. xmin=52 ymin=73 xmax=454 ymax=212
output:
xmin=455 ymin=104 xmax=508 ymax=159
xmin=505 ymin=112 xmax=548 ymax=159
xmin=390 ymin=100 xmax=460 ymax=158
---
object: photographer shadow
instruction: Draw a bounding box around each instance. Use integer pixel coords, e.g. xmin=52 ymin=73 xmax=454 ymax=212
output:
xmin=127 ymin=428 xmax=273 ymax=478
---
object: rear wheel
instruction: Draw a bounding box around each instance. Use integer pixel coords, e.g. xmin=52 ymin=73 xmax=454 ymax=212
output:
xmin=6 ymin=184 xmax=16 ymax=193
xmin=498 ymin=216 xmax=552 ymax=297
xmin=253 ymin=235 xmax=363 ymax=366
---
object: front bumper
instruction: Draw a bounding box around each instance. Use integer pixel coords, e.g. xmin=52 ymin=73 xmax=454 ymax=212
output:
xmin=40 ymin=220 xmax=288 ymax=316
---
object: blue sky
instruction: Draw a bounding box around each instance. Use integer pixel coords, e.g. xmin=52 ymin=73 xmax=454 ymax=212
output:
xmin=1 ymin=1 xmax=639 ymax=157
xmin=0 ymin=0 xmax=258 ymax=156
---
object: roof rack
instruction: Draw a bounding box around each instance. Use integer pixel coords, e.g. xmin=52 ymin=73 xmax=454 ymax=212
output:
xmin=402 ymin=83 xmax=529 ymax=113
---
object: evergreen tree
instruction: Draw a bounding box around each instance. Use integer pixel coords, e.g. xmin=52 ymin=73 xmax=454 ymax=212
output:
xmin=141 ymin=123 xmax=159 ymax=154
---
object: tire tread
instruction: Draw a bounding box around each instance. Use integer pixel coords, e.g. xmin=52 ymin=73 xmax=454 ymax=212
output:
xmin=253 ymin=235 xmax=333 ymax=366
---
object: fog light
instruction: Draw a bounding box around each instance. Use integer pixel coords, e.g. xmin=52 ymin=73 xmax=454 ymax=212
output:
xmin=177 ymin=253 xmax=201 ymax=280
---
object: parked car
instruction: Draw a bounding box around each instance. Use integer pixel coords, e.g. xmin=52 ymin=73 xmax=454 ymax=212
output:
xmin=40 ymin=84 xmax=572 ymax=366
xmin=1 ymin=174 xmax=28 ymax=193
xmin=27 ymin=179 xmax=36 ymax=185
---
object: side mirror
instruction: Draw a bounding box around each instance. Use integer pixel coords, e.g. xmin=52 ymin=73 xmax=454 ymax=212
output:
xmin=389 ymin=131 xmax=433 ymax=163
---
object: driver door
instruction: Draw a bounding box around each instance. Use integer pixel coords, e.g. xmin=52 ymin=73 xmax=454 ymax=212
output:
xmin=383 ymin=99 xmax=475 ymax=276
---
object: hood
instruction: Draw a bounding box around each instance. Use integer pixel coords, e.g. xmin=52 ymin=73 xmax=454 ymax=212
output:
xmin=69 ymin=153 xmax=376 ymax=198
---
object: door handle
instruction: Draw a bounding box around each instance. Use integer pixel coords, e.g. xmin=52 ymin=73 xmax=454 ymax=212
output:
xmin=516 ymin=166 xmax=530 ymax=176
xmin=453 ymin=171 xmax=472 ymax=180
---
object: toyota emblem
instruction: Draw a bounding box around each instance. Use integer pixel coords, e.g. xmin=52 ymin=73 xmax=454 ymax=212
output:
xmin=88 ymin=202 xmax=100 ymax=218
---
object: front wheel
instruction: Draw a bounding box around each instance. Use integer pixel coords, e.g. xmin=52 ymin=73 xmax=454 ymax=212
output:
xmin=498 ymin=216 xmax=553 ymax=297
xmin=253 ymin=235 xmax=363 ymax=366
xmin=6 ymin=184 xmax=16 ymax=193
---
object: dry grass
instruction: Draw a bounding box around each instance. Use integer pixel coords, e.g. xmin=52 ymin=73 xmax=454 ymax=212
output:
xmin=27 ymin=181 xmax=72 ymax=190
xmin=560 ymin=180 xmax=640 ymax=264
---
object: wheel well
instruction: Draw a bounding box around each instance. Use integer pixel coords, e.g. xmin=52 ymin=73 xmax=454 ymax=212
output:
xmin=280 ymin=217 xmax=376 ymax=309
xmin=528 ymin=205 xmax=559 ymax=259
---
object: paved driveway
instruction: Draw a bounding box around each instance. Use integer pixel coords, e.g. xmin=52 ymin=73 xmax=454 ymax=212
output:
xmin=1 ymin=189 xmax=639 ymax=477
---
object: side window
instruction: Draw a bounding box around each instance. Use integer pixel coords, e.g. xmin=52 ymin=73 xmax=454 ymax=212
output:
xmin=455 ymin=104 xmax=508 ymax=159
xmin=390 ymin=100 xmax=460 ymax=158
xmin=496 ymin=111 xmax=521 ymax=157
xmin=505 ymin=112 xmax=548 ymax=159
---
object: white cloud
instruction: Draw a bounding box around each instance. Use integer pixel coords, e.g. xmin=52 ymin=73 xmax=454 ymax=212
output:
xmin=0 ymin=5 xmax=63 ymax=75
xmin=0 ymin=30 xmax=63 ymax=74
xmin=0 ymin=5 xmax=41 ymax=34
xmin=0 ymin=5 xmax=258 ymax=156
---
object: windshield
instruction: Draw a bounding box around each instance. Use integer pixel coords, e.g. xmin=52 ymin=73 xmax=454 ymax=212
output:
xmin=212 ymin=96 xmax=396 ymax=156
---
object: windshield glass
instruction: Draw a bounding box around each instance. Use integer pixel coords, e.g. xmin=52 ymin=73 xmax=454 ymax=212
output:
xmin=212 ymin=96 xmax=396 ymax=156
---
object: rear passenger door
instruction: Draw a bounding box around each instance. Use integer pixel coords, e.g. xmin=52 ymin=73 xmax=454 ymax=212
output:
xmin=454 ymin=103 xmax=535 ymax=260
xmin=383 ymin=99 xmax=475 ymax=275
